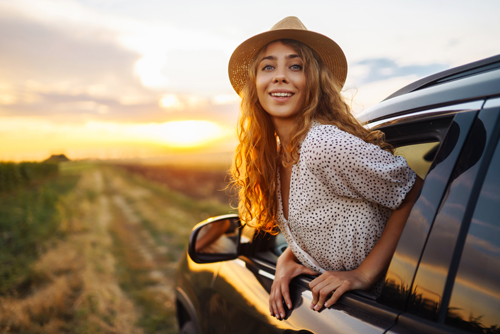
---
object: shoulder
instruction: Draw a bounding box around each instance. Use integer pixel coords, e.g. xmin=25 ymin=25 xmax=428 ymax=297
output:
xmin=301 ymin=122 xmax=397 ymax=170
xmin=302 ymin=123 xmax=372 ymax=158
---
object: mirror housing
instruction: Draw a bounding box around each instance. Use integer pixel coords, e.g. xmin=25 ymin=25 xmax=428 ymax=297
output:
xmin=188 ymin=214 xmax=241 ymax=264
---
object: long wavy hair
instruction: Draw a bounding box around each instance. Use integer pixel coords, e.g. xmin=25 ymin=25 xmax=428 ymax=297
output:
xmin=231 ymin=39 xmax=392 ymax=234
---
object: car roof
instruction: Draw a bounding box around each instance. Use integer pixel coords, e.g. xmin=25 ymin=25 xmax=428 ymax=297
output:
xmin=357 ymin=54 xmax=500 ymax=124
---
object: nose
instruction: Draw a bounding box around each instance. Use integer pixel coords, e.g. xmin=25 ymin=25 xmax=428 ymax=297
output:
xmin=273 ymin=70 xmax=288 ymax=83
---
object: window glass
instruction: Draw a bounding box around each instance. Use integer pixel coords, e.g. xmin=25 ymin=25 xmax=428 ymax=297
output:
xmin=378 ymin=110 xmax=479 ymax=312
xmin=395 ymin=142 xmax=439 ymax=179
xmin=445 ymin=140 xmax=500 ymax=332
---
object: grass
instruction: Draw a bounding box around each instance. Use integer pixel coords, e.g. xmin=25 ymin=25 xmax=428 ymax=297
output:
xmin=0 ymin=161 xmax=234 ymax=333
xmin=104 ymin=166 xmax=231 ymax=333
xmin=0 ymin=171 xmax=80 ymax=296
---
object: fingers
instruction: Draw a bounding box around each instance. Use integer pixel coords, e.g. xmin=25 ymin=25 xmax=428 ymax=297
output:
xmin=310 ymin=271 xmax=361 ymax=311
xmin=310 ymin=277 xmax=340 ymax=311
xmin=281 ymin=282 xmax=292 ymax=310
xmin=302 ymin=267 xmax=318 ymax=276
xmin=269 ymin=282 xmax=287 ymax=320
xmin=269 ymin=282 xmax=279 ymax=317
xmin=325 ymin=281 xmax=351 ymax=307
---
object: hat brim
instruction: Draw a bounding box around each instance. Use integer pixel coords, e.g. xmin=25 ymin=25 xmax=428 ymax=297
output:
xmin=228 ymin=29 xmax=347 ymax=96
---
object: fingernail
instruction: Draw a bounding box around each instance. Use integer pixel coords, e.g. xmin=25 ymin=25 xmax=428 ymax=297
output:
xmin=280 ymin=313 xmax=284 ymax=318
xmin=310 ymin=303 xmax=314 ymax=310
xmin=324 ymin=302 xmax=329 ymax=307
xmin=287 ymin=303 xmax=291 ymax=309
xmin=314 ymin=305 xmax=319 ymax=311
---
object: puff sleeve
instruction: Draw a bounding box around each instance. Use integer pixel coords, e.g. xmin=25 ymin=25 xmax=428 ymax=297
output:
xmin=302 ymin=125 xmax=416 ymax=210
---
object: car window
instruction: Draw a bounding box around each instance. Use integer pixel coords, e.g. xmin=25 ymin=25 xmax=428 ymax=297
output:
xmin=253 ymin=231 xmax=286 ymax=263
xmin=394 ymin=142 xmax=439 ymax=179
xmin=445 ymin=138 xmax=500 ymax=333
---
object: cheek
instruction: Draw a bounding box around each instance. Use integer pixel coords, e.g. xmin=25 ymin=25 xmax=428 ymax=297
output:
xmin=255 ymin=76 xmax=267 ymax=100
xmin=255 ymin=74 xmax=265 ymax=92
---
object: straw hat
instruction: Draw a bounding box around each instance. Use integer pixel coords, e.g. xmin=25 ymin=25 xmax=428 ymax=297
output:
xmin=228 ymin=16 xmax=348 ymax=96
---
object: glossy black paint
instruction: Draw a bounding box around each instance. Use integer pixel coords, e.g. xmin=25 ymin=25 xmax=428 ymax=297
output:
xmin=359 ymin=68 xmax=500 ymax=124
xmin=445 ymin=125 xmax=500 ymax=331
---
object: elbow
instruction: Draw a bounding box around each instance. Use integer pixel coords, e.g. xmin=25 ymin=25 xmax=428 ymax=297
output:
xmin=397 ymin=176 xmax=423 ymax=210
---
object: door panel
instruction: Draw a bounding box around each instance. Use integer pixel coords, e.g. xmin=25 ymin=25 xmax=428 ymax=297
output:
xmin=387 ymin=106 xmax=500 ymax=333
xmin=379 ymin=110 xmax=478 ymax=311
xmin=407 ymin=107 xmax=500 ymax=321
xmin=208 ymin=256 xmax=397 ymax=334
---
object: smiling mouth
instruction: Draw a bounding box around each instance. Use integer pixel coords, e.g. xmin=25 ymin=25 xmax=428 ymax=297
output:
xmin=270 ymin=92 xmax=293 ymax=97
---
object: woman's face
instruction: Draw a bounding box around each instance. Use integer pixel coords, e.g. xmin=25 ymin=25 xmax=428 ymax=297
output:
xmin=255 ymin=41 xmax=307 ymax=125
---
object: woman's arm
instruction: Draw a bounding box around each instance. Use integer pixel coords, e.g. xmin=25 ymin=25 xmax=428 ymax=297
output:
xmin=270 ymin=247 xmax=318 ymax=319
xmin=309 ymin=176 xmax=424 ymax=311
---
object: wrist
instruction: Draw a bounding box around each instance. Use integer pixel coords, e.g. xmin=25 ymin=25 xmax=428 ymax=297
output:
xmin=354 ymin=266 xmax=383 ymax=288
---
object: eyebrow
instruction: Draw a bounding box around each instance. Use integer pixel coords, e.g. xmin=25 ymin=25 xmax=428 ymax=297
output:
xmin=259 ymin=54 xmax=301 ymax=63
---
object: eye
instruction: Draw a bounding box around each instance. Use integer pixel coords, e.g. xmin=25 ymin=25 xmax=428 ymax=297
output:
xmin=262 ymin=64 xmax=274 ymax=71
xmin=290 ymin=64 xmax=303 ymax=70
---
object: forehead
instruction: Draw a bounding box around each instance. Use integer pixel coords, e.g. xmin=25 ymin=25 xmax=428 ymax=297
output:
xmin=261 ymin=41 xmax=299 ymax=57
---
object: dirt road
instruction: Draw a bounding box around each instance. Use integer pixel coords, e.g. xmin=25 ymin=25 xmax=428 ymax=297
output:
xmin=0 ymin=164 xmax=231 ymax=333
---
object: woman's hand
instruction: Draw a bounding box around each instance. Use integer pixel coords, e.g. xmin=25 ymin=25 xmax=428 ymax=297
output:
xmin=270 ymin=248 xmax=317 ymax=320
xmin=309 ymin=269 xmax=371 ymax=311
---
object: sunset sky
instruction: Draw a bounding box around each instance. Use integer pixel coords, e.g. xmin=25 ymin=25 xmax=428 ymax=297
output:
xmin=1 ymin=0 xmax=499 ymax=162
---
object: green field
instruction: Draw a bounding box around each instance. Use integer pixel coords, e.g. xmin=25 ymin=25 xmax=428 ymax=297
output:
xmin=0 ymin=161 xmax=233 ymax=334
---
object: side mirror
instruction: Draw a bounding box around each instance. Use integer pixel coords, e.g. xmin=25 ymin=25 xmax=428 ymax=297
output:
xmin=188 ymin=214 xmax=241 ymax=264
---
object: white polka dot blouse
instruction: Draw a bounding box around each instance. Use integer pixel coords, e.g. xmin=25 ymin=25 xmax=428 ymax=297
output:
xmin=277 ymin=120 xmax=416 ymax=274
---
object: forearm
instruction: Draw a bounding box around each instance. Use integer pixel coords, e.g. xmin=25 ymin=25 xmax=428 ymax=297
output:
xmin=278 ymin=246 xmax=297 ymax=264
xmin=357 ymin=176 xmax=423 ymax=285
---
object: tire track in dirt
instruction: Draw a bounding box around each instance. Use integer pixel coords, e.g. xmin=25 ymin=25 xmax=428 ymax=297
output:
xmin=0 ymin=168 xmax=144 ymax=334
xmin=103 ymin=168 xmax=181 ymax=332
xmin=1 ymin=164 xmax=229 ymax=333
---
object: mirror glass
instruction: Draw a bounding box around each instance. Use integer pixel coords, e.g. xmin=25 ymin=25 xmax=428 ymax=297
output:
xmin=195 ymin=218 xmax=239 ymax=255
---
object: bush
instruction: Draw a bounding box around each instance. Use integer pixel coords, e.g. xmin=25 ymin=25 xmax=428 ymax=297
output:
xmin=0 ymin=162 xmax=59 ymax=193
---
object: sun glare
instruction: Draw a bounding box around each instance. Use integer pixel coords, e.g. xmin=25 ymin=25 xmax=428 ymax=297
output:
xmin=153 ymin=120 xmax=225 ymax=148
xmin=135 ymin=55 xmax=169 ymax=89
xmin=0 ymin=117 xmax=234 ymax=161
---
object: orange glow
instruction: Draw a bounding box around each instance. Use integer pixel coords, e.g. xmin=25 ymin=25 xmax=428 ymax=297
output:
xmin=0 ymin=117 xmax=235 ymax=161
xmin=147 ymin=120 xmax=227 ymax=148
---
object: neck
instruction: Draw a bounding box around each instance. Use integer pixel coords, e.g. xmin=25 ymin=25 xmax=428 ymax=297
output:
xmin=272 ymin=117 xmax=295 ymax=147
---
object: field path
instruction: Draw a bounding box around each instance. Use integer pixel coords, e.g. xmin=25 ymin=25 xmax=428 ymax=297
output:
xmin=0 ymin=164 xmax=230 ymax=333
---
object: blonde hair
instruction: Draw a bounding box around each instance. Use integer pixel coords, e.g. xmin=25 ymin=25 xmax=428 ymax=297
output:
xmin=231 ymin=39 xmax=392 ymax=234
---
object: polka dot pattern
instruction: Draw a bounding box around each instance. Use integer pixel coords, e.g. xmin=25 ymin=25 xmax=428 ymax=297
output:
xmin=277 ymin=120 xmax=416 ymax=274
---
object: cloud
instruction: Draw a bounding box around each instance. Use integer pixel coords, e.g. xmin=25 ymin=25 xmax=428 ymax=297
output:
xmin=159 ymin=49 xmax=232 ymax=94
xmin=0 ymin=14 xmax=141 ymax=90
xmin=0 ymin=10 xmax=171 ymax=123
xmin=349 ymin=58 xmax=449 ymax=86
xmin=0 ymin=8 xmax=240 ymax=126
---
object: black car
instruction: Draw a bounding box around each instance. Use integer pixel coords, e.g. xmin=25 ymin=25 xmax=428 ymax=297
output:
xmin=176 ymin=54 xmax=500 ymax=334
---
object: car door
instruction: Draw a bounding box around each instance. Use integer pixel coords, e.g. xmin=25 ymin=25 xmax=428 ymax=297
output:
xmin=386 ymin=98 xmax=500 ymax=334
xmin=209 ymin=234 xmax=400 ymax=334
xmin=204 ymin=103 xmax=485 ymax=334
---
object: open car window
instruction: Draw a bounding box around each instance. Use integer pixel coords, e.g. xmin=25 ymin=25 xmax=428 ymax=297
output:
xmin=394 ymin=142 xmax=439 ymax=179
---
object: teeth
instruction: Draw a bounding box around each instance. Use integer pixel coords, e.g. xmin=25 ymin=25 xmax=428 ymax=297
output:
xmin=271 ymin=92 xmax=293 ymax=97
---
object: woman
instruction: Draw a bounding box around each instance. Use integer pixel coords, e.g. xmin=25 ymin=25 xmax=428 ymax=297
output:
xmin=228 ymin=17 xmax=423 ymax=320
